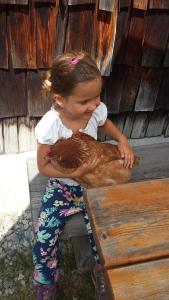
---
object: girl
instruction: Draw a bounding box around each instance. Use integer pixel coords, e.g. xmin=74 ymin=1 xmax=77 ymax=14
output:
xmin=32 ymin=51 xmax=134 ymax=299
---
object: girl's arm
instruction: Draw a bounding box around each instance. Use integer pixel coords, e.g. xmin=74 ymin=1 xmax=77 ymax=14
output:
xmin=98 ymin=119 xmax=135 ymax=168
xmin=37 ymin=143 xmax=99 ymax=178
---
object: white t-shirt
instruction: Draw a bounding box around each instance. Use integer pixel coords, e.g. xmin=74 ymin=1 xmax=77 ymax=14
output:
xmin=35 ymin=102 xmax=107 ymax=185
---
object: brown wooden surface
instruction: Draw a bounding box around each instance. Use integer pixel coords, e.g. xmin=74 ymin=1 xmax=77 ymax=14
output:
xmin=119 ymin=67 xmax=141 ymax=112
xmin=155 ymin=69 xmax=169 ymax=109
xmin=107 ymin=257 xmax=169 ymax=300
xmin=8 ymin=4 xmax=36 ymax=68
xmin=133 ymin=0 xmax=148 ymax=10
xmin=146 ymin=110 xmax=167 ymax=137
xmin=135 ymin=68 xmax=162 ymax=111
xmin=0 ymin=70 xmax=27 ymax=118
xmin=149 ymin=0 xmax=169 ymax=9
xmin=0 ymin=5 xmax=8 ymax=68
xmin=99 ymin=0 xmax=117 ymax=12
xmin=27 ymin=70 xmax=52 ymax=116
xmin=142 ymin=14 xmax=169 ymax=67
xmin=85 ymin=178 xmax=169 ymax=268
xmin=123 ymin=9 xmax=145 ymax=66
xmin=112 ymin=9 xmax=130 ymax=64
xmin=55 ymin=2 xmax=68 ymax=54
xmin=36 ymin=3 xmax=58 ymax=68
xmin=94 ymin=2 xmax=118 ymax=75
xmin=163 ymin=39 xmax=169 ymax=67
xmin=0 ymin=0 xmax=28 ymax=4
xmin=65 ymin=4 xmax=94 ymax=53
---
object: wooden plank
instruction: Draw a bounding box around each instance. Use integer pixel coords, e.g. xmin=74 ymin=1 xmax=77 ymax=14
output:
xmin=34 ymin=0 xmax=56 ymax=3
xmin=18 ymin=117 xmax=37 ymax=152
xmin=0 ymin=120 xmax=3 ymax=153
xmin=119 ymin=67 xmax=141 ymax=112
xmin=149 ymin=0 xmax=169 ymax=9
xmin=8 ymin=4 xmax=36 ymax=68
xmin=36 ymin=3 xmax=58 ymax=68
xmin=108 ymin=113 xmax=126 ymax=134
xmin=68 ymin=0 xmax=96 ymax=4
xmin=104 ymin=65 xmax=125 ymax=113
xmin=146 ymin=110 xmax=167 ymax=137
xmin=55 ymin=1 xmax=69 ymax=54
xmin=3 ymin=118 xmax=19 ymax=153
xmin=85 ymin=178 xmax=169 ymax=268
xmin=112 ymin=9 xmax=130 ymax=64
xmin=0 ymin=0 xmax=28 ymax=4
xmin=0 ymin=5 xmax=8 ymax=68
xmin=99 ymin=0 xmax=117 ymax=12
xmin=142 ymin=14 xmax=169 ymax=67
xmin=120 ymin=0 xmax=131 ymax=8
xmin=62 ymin=0 xmax=96 ymax=4
xmin=107 ymin=258 xmax=169 ymax=300
xmin=155 ymin=68 xmax=169 ymax=109
xmin=134 ymin=68 xmax=162 ymax=111
xmin=130 ymin=112 xmax=148 ymax=138
xmin=27 ymin=70 xmax=52 ymax=117
xmin=0 ymin=70 xmax=27 ymax=118
xmin=123 ymin=9 xmax=145 ymax=66
xmin=122 ymin=112 xmax=135 ymax=138
xmin=163 ymin=38 xmax=169 ymax=67
xmin=94 ymin=1 xmax=118 ymax=75
xmin=133 ymin=0 xmax=148 ymax=10
xmin=64 ymin=4 xmax=94 ymax=54
xmin=133 ymin=143 xmax=169 ymax=180
xmin=164 ymin=121 xmax=169 ymax=137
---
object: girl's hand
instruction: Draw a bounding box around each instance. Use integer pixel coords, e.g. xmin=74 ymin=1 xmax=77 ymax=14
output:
xmin=117 ymin=138 xmax=135 ymax=169
xmin=73 ymin=157 xmax=99 ymax=178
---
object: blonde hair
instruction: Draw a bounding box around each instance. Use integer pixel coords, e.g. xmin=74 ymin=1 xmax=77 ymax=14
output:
xmin=44 ymin=51 xmax=101 ymax=97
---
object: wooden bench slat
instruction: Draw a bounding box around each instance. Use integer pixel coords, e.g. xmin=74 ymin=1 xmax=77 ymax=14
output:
xmin=85 ymin=178 xmax=169 ymax=268
xmin=107 ymin=257 xmax=169 ymax=300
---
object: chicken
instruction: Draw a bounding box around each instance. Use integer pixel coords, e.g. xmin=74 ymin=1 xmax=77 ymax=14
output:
xmin=45 ymin=132 xmax=138 ymax=188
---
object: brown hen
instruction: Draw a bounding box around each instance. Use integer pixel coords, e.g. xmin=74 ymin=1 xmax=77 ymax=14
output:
xmin=45 ymin=132 xmax=138 ymax=188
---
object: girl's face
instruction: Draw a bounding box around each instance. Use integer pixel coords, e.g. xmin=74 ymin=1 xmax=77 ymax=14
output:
xmin=56 ymin=77 xmax=102 ymax=121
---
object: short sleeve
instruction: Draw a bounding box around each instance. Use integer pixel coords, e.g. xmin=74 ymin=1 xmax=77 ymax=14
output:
xmin=35 ymin=110 xmax=60 ymax=144
xmin=93 ymin=102 xmax=107 ymax=126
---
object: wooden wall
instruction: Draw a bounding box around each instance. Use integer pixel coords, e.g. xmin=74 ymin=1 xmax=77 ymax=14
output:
xmin=0 ymin=0 xmax=169 ymax=153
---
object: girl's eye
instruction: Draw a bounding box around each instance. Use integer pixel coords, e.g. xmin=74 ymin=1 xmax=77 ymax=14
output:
xmin=80 ymin=100 xmax=89 ymax=105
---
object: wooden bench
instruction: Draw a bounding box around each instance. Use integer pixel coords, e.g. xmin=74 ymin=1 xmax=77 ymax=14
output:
xmin=27 ymin=142 xmax=169 ymax=274
xmin=85 ymin=178 xmax=169 ymax=299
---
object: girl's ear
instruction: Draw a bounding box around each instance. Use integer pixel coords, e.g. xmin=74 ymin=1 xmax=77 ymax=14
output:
xmin=53 ymin=94 xmax=65 ymax=108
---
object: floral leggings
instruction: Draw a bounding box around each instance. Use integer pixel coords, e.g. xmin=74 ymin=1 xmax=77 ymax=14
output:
xmin=32 ymin=178 xmax=99 ymax=285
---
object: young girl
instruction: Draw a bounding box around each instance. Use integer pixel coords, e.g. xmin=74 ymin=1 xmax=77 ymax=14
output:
xmin=32 ymin=51 xmax=134 ymax=299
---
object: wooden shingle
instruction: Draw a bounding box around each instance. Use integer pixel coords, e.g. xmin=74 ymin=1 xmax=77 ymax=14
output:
xmin=36 ymin=3 xmax=59 ymax=68
xmin=64 ymin=4 xmax=94 ymax=53
xmin=112 ymin=9 xmax=130 ymax=64
xmin=8 ymin=4 xmax=36 ymax=68
xmin=123 ymin=9 xmax=145 ymax=66
xmin=0 ymin=5 xmax=8 ymax=68
xmin=135 ymin=68 xmax=162 ymax=111
xmin=0 ymin=0 xmax=28 ymax=4
xmin=120 ymin=66 xmax=141 ymax=112
xmin=149 ymin=0 xmax=169 ymax=9
xmin=94 ymin=1 xmax=118 ymax=75
xmin=155 ymin=68 xmax=169 ymax=110
xmin=0 ymin=70 xmax=27 ymax=118
xmin=27 ymin=70 xmax=52 ymax=117
xmin=99 ymin=0 xmax=117 ymax=12
xmin=133 ymin=0 xmax=148 ymax=10
xmin=55 ymin=2 xmax=68 ymax=54
xmin=142 ymin=13 xmax=169 ymax=67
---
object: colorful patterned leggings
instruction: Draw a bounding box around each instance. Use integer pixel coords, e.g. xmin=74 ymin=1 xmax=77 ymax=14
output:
xmin=32 ymin=178 xmax=99 ymax=285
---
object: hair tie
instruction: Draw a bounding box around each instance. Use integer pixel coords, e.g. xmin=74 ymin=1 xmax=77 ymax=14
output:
xmin=69 ymin=57 xmax=80 ymax=65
